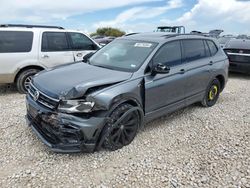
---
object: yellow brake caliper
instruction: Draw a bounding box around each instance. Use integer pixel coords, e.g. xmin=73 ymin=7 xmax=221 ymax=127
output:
xmin=209 ymin=85 xmax=218 ymax=100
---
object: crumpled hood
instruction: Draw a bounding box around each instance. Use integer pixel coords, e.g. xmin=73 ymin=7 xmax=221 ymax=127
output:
xmin=33 ymin=62 xmax=132 ymax=99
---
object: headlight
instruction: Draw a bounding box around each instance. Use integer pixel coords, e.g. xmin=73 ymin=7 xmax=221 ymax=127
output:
xmin=58 ymin=100 xmax=95 ymax=113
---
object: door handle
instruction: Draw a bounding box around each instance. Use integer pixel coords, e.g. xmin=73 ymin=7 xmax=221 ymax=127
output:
xmin=42 ymin=54 xmax=49 ymax=58
xmin=209 ymin=61 xmax=213 ymax=65
xmin=179 ymin=69 xmax=186 ymax=74
xmin=76 ymin=53 xmax=83 ymax=57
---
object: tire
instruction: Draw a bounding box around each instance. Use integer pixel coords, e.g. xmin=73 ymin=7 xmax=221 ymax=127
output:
xmin=201 ymin=78 xmax=221 ymax=107
xmin=102 ymin=103 xmax=141 ymax=151
xmin=16 ymin=69 xmax=40 ymax=94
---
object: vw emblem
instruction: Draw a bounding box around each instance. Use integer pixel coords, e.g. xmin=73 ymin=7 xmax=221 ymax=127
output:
xmin=239 ymin=50 xmax=244 ymax=54
xmin=33 ymin=90 xmax=40 ymax=101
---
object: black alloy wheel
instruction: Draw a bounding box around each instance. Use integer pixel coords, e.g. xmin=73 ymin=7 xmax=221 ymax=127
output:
xmin=102 ymin=103 xmax=140 ymax=151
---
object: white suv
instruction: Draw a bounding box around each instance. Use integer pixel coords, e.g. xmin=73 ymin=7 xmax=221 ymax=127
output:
xmin=0 ymin=24 xmax=100 ymax=93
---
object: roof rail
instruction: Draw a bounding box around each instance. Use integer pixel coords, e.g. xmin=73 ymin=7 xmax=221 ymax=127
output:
xmin=0 ymin=24 xmax=64 ymax=29
xmin=163 ymin=33 xmax=209 ymax=39
xmin=124 ymin=32 xmax=139 ymax=36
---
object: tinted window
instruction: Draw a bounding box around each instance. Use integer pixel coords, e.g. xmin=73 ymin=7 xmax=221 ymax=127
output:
xmin=182 ymin=39 xmax=206 ymax=62
xmin=153 ymin=40 xmax=182 ymax=67
xmin=204 ymin=40 xmax=211 ymax=57
xmin=42 ymin=32 xmax=69 ymax=52
xmin=0 ymin=31 xmax=33 ymax=53
xmin=207 ymin=40 xmax=218 ymax=56
xmin=69 ymin=33 xmax=96 ymax=50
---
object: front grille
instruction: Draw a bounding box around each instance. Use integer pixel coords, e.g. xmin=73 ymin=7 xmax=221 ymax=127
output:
xmin=28 ymin=83 xmax=59 ymax=109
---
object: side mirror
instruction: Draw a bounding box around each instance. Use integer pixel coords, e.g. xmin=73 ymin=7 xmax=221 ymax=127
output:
xmin=152 ymin=63 xmax=170 ymax=75
xmin=83 ymin=52 xmax=94 ymax=62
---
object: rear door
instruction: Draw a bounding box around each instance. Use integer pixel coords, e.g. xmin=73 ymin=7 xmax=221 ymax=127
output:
xmin=145 ymin=40 xmax=186 ymax=113
xmin=39 ymin=31 xmax=74 ymax=68
xmin=68 ymin=32 xmax=100 ymax=61
xmin=180 ymin=39 xmax=212 ymax=101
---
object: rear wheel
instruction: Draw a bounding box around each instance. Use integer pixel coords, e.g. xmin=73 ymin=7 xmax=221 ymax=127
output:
xmin=201 ymin=79 xmax=221 ymax=107
xmin=102 ymin=103 xmax=141 ymax=151
xmin=16 ymin=69 xmax=40 ymax=94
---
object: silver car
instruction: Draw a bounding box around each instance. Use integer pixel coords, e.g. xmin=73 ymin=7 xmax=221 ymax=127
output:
xmin=26 ymin=33 xmax=229 ymax=153
xmin=0 ymin=24 xmax=100 ymax=93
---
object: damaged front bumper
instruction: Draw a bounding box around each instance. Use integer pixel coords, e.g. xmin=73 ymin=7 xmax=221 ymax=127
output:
xmin=25 ymin=95 xmax=107 ymax=153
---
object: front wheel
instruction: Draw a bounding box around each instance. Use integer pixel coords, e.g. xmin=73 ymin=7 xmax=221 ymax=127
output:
xmin=102 ymin=103 xmax=141 ymax=151
xmin=16 ymin=69 xmax=40 ymax=94
xmin=201 ymin=79 xmax=221 ymax=107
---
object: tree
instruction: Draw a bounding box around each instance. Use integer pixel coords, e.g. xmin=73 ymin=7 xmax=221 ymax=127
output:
xmin=91 ymin=27 xmax=126 ymax=37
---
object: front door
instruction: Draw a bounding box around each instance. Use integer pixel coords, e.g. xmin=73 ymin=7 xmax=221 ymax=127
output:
xmin=145 ymin=40 xmax=186 ymax=114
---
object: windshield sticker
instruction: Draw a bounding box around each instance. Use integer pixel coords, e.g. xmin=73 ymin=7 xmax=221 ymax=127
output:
xmin=134 ymin=43 xmax=152 ymax=48
xmin=131 ymin=64 xmax=136 ymax=68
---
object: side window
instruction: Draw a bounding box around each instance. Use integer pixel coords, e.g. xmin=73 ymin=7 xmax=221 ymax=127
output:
xmin=0 ymin=31 xmax=33 ymax=53
xmin=42 ymin=32 xmax=69 ymax=52
xmin=69 ymin=32 xmax=96 ymax=50
xmin=204 ymin=40 xmax=211 ymax=57
xmin=207 ymin=40 xmax=218 ymax=56
xmin=153 ymin=40 xmax=182 ymax=67
xmin=182 ymin=39 xmax=206 ymax=62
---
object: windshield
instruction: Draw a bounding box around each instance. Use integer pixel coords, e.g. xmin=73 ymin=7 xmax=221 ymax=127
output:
xmin=89 ymin=39 xmax=157 ymax=72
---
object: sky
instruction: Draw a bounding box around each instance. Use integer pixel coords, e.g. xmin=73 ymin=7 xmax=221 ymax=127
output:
xmin=0 ymin=0 xmax=250 ymax=35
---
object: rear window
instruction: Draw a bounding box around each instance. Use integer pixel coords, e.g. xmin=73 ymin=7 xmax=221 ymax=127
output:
xmin=0 ymin=31 xmax=33 ymax=53
xmin=182 ymin=39 xmax=206 ymax=62
xmin=42 ymin=32 xmax=69 ymax=52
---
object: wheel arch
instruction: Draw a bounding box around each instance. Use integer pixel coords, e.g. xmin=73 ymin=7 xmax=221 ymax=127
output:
xmin=109 ymin=97 xmax=144 ymax=123
xmin=14 ymin=65 xmax=44 ymax=83
xmin=109 ymin=94 xmax=143 ymax=111
xmin=113 ymin=98 xmax=142 ymax=109
xmin=215 ymin=74 xmax=225 ymax=92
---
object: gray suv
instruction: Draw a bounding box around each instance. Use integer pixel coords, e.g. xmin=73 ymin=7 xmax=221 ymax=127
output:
xmin=25 ymin=33 xmax=229 ymax=152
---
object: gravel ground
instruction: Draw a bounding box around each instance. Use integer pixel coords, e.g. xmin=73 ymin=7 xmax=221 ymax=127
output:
xmin=0 ymin=74 xmax=250 ymax=188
